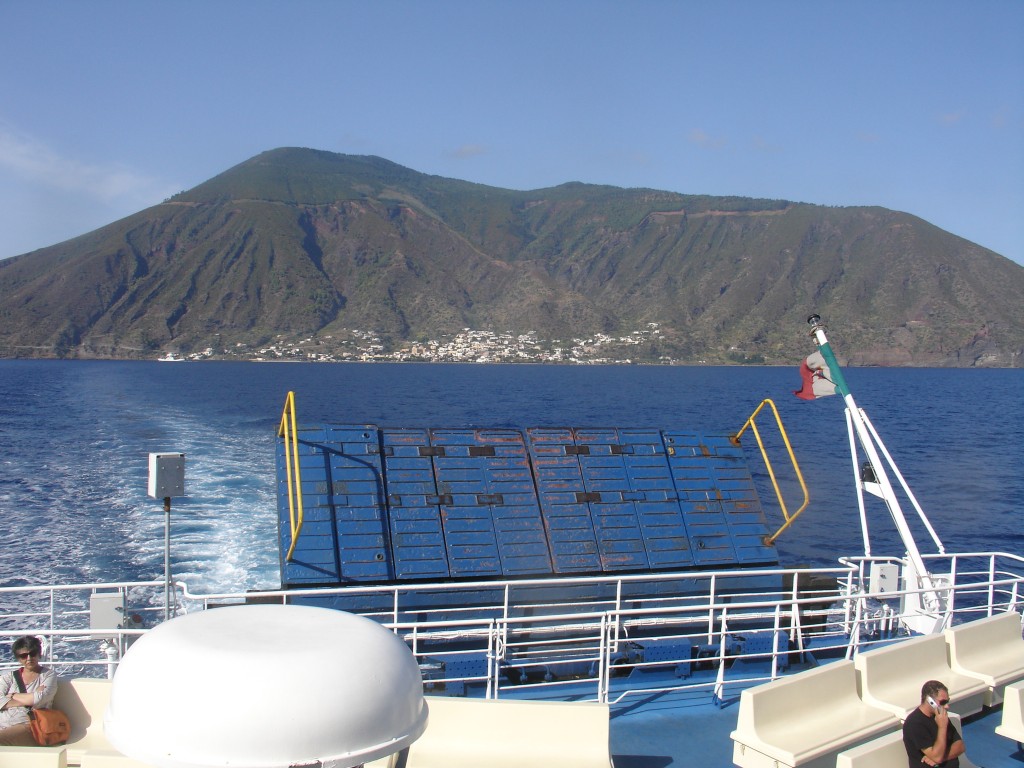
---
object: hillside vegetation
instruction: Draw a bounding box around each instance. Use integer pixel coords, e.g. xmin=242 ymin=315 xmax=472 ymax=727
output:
xmin=0 ymin=147 xmax=1021 ymax=366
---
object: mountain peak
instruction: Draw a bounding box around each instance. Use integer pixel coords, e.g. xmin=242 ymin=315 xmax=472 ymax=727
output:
xmin=174 ymin=148 xmax=428 ymax=205
xmin=1 ymin=148 xmax=1021 ymax=365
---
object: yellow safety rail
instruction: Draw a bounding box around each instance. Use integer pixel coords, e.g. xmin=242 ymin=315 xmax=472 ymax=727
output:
xmin=278 ymin=391 xmax=304 ymax=562
xmin=731 ymin=398 xmax=809 ymax=545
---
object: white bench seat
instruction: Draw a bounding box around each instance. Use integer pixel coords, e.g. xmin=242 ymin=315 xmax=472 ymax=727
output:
xmin=403 ymin=696 xmax=611 ymax=768
xmin=50 ymin=678 xmax=151 ymax=767
xmin=0 ymin=745 xmax=67 ymax=767
xmin=79 ymin=751 xmax=155 ymax=768
xmin=836 ymin=730 xmax=905 ymax=768
xmin=945 ymin=611 xmax=1024 ymax=705
xmin=995 ymin=679 xmax=1024 ymax=744
xmin=854 ymin=634 xmax=988 ymax=719
xmin=731 ymin=660 xmax=900 ymax=768
xmin=0 ymin=675 xmax=118 ymax=768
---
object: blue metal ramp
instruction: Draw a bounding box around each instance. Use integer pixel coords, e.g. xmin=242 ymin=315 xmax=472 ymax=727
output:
xmin=276 ymin=425 xmax=778 ymax=588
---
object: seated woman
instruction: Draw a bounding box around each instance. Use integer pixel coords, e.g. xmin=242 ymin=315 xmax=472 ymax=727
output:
xmin=0 ymin=635 xmax=59 ymax=746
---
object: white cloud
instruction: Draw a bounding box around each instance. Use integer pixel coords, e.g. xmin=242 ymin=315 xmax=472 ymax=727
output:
xmin=449 ymin=143 xmax=487 ymax=159
xmin=752 ymin=135 xmax=782 ymax=153
xmin=688 ymin=129 xmax=726 ymax=150
xmin=0 ymin=123 xmax=178 ymax=205
xmin=0 ymin=123 xmax=184 ymax=259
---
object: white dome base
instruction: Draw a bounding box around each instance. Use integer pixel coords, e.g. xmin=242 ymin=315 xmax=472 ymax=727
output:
xmin=105 ymin=604 xmax=428 ymax=768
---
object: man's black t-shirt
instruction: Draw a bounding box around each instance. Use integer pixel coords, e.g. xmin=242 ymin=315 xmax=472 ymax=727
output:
xmin=903 ymin=706 xmax=962 ymax=767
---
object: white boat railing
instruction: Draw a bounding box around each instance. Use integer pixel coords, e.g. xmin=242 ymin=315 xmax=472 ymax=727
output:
xmin=2 ymin=552 xmax=1022 ymax=703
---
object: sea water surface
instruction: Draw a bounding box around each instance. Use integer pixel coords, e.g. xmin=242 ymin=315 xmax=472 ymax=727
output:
xmin=0 ymin=361 xmax=1021 ymax=594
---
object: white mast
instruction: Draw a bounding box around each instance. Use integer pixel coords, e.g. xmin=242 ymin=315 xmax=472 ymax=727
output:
xmin=804 ymin=315 xmax=945 ymax=633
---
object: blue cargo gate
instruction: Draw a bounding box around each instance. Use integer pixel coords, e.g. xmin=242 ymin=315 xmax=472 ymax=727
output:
xmin=276 ymin=425 xmax=778 ymax=588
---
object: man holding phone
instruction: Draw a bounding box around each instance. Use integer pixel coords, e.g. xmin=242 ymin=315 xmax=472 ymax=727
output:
xmin=903 ymin=680 xmax=965 ymax=767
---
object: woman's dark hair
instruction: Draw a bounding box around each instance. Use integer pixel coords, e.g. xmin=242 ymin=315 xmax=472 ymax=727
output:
xmin=11 ymin=635 xmax=42 ymax=658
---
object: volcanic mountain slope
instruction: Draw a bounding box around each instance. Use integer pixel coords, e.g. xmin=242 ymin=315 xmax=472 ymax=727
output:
xmin=0 ymin=147 xmax=1021 ymax=365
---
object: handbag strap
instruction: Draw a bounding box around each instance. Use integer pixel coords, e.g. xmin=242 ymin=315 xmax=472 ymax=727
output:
xmin=12 ymin=669 xmax=38 ymax=720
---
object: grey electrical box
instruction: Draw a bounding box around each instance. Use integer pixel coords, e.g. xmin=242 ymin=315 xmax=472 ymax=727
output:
xmin=148 ymin=452 xmax=185 ymax=498
xmin=869 ymin=562 xmax=899 ymax=594
xmin=90 ymin=590 xmax=125 ymax=640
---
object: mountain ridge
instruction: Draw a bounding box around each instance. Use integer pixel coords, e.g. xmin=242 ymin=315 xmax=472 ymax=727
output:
xmin=1 ymin=147 xmax=1021 ymax=366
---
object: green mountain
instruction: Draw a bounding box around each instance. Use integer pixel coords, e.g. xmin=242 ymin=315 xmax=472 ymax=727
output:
xmin=1 ymin=147 xmax=1022 ymax=365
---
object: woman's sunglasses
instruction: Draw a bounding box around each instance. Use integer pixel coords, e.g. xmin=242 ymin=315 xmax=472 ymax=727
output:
xmin=16 ymin=650 xmax=40 ymax=660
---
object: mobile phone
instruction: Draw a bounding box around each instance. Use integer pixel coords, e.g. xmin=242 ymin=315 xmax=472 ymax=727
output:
xmin=927 ymin=696 xmax=942 ymax=713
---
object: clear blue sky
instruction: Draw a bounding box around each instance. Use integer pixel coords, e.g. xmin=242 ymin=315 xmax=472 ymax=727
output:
xmin=1 ymin=0 xmax=1022 ymax=265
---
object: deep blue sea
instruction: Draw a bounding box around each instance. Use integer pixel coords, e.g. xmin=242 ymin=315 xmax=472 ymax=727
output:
xmin=0 ymin=361 xmax=1021 ymax=594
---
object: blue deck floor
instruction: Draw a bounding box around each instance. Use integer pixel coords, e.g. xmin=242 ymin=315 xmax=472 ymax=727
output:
xmin=961 ymin=711 xmax=1024 ymax=768
xmin=609 ymin=688 xmax=741 ymax=768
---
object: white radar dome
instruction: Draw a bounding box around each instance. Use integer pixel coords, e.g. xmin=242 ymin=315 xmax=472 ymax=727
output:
xmin=105 ymin=604 xmax=428 ymax=768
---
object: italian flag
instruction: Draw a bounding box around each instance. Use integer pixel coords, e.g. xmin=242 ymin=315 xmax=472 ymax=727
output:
xmin=794 ymin=350 xmax=837 ymax=400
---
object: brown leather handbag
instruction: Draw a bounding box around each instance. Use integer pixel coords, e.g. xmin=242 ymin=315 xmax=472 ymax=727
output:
xmin=14 ymin=670 xmax=71 ymax=746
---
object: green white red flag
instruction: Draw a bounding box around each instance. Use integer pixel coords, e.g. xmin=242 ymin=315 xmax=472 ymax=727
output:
xmin=794 ymin=350 xmax=837 ymax=400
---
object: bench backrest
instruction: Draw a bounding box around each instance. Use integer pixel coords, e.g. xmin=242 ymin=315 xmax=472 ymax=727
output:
xmin=946 ymin=611 xmax=1023 ymax=665
xmin=52 ymin=677 xmax=114 ymax=752
xmin=856 ymin=635 xmax=948 ymax=682
xmin=409 ymin=696 xmax=610 ymax=768
xmin=854 ymin=633 xmax=991 ymax=718
xmin=736 ymin=659 xmax=860 ymax=735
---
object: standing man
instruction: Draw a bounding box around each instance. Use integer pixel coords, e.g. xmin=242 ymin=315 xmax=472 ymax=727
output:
xmin=903 ymin=680 xmax=966 ymax=767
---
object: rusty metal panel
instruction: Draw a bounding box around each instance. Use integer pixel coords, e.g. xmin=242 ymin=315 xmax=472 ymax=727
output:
xmin=527 ymin=428 xmax=603 ymax=573
xmin=615 ymin=430 xmax=696 ymax=569
xmin=575 ymin=428 xmax=650 ymax=571
xmin=382 ymin=428 xmax=450 ymax=580
xmin=278 ymin=426 xmax=391 ymax=586
xmin=580 ymin=428 xmax=701 ymax=570
xmin=431 ymin=429 xmax=552 ymax=577
xmin=663 ymin=430 xmax=775 ymax=565
xmin=528 ymin=427 xmax=702 ymax=573
xmin=663 ymin=430 xmax=742 ymax=565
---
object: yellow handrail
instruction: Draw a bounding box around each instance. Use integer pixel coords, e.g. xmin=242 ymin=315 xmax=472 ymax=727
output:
xmin=277 ymin=391 xmax=304 ymax=562
xmin=731 ymin=399 xmax=809 ymax=546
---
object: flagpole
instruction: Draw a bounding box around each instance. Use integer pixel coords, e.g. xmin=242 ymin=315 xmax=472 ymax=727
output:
xmin=806 ymin=321 xmax=850 ymax=397
xmin=804 ymin=316 xmax=942 ymax=631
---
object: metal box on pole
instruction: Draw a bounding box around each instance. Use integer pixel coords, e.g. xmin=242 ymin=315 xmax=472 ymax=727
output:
xmin=90 ymin=590 xmax=126 ymax=640
xmin=148 ymin=453 xmax=185 ymax=498
xmin=147 ymin=452 xmax=186 ymax=622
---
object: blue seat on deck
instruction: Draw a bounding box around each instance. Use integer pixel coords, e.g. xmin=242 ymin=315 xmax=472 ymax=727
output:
xmin=730 ymin=631 xmax=790 ymax=673
xmin=442 ymin=654 xmax=489 ymax=696
xmin=639 ymin=638 xmax=693 ymax=678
